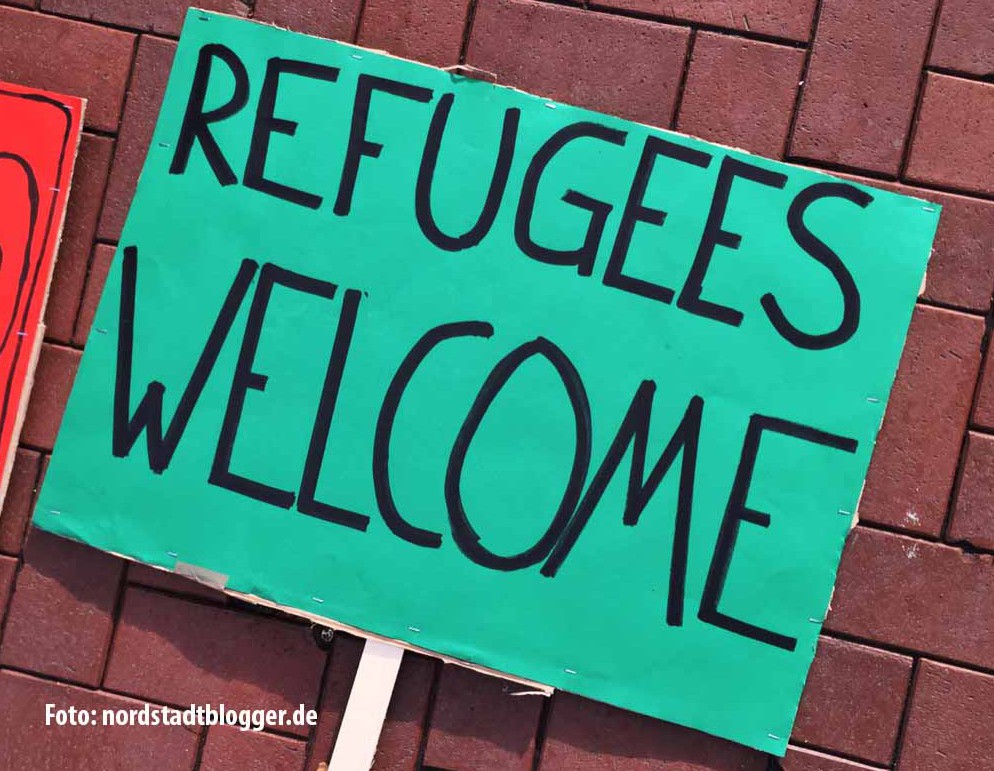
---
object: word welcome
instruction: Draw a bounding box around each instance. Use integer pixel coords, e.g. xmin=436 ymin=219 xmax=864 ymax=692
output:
xmin=114 ymin=245 xmax=857 ymax=652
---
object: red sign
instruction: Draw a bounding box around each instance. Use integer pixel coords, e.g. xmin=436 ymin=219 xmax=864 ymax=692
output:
xmin=0 ymin=82 xmax=83 ymax=504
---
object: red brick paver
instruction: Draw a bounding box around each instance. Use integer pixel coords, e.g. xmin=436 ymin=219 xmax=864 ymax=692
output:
xmin=678 ymin=32 xmax=804 ymax=157
xmin=907 ymin=73 xmax=994 ymax=196
xmin=0 ymin=449 xmax=41 ymax=556
xmin=540 ymin=692 xmax=766 ymax=770
xmin=857 ymin=306 xmax=983 ymax=537
xmin=44 ymin=133 xmax=114 ymax=344
xmin=793 ymin=637 xmax=912 ymax=764
xmin=424 ymin=665 xmax=544 ymax=771
xmin=592 ymin=0 xmax=816 ymax=42
xmin=467 ymin=0 xmax=691 ymax=127
xmin=929 ymin=0 xmax=994 ymax=77
xmin=0 ymin=670 xmax=201 ymax=769
xmin=792 ymin=0 xmax=937 ymax=174
xmin=254 ymin=0 xmax=360 ymax=41
xmin=359 ymin=0 xmax=472 ymax=67
xmin=0 ymin=529 xmax=123 ymax=686
xmin=899 ymin=660 xmax=994 ymax=770
xmin=98 ymin=35 xmax=177 ymax=242
xmin=0 ymin=7 xmax=135 ymax=132
xmin=41 ymin=0 xmax=248 ymax=37
xmin=828 ymin=527 xmax=994 ymax=670
xmin=200 ymin=725 xmax=307 ymax=771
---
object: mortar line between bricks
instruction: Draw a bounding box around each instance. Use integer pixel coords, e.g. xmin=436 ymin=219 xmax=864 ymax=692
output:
xmin=190 ymin=722 xmax=210 ymax=770
xmin=668 ymin=29 xmax=697 ymax=131
xmin=791 ymin=154 xmax=994 ymax=205
xmin=854 ymin=517 xmax=940 ymax=544
xmin=91 ymin=30 xmax=143 ymax=245
xmin=937 ymin=301 xmax=994 ymax=541
xmin=0 ymin=661 xmax=109 ymax=692
xmin=820 ymin=628 xmax=994 ymax=680
xmin=40 ymin=334 xmax=84 ymax=351
xmin=897 ymin=0 xmax=946 ymax=180
xmin=351 ymin=0 xmax=368 ymax=44
xmin=854 ymin=518 xmax=994 ymax=559
xmin=0 ymin=3 xmax=179 ymax=41
xmin=0 ymin=451 xmax=43 ymax=645
xmin=69 ymin=243 xmax=104 ymax=346
xmin=96 ymin=558 xmax=129 ymax=688
xmin=0 ymin=448 xmax=44 ymax=560
xmin=0 ymin=664 xmax=102 ymax=693
xmin=576 ymin=0 xmax=808 ymax=48
xmin=414 ymin=658 xmax=444 ymax=770
xmin=302 ymin=645 xmax=334 ymax=768
xmin=968 ymin=420 xmax=994 ymax=435
xmin=889 ymin=658 xmax=921 ymax=769
xmin=17 ymin=441 xmax=54 ymax=457
xmin=69 ymin=128 xmax=121 ymax=344
xmin=873 ymin=174 xmax=994 ymax=204
xmin=126 ymin=574 xmax=230 ymax=608
xmin=926 ymin=65 xmax=994 ymax=84
xmin=915 ymin=296 xmax=988 ymax=318
xmin=84 ymin=126 xmax=119 ymax=141
xmin=0 ymin=552 xmax=24 ymax=652
xmin=783 ymin=0 xmax=825 ymax=161
xmin=787 ymin=155 xmax=900 ymax=183
xmin=458 ymin=0 xmax=482 ymax=66
xmin=529 ymin=689 xmax=555 ymax=771
xmin=124 ymin=580 xmax=308 ymax=627
xmin=787 ymin=737 xmax=892 ymax=768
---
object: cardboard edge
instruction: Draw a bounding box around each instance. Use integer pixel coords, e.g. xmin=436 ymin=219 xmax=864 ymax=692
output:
xmin=127 ymin=556 xmax=553 ymax=694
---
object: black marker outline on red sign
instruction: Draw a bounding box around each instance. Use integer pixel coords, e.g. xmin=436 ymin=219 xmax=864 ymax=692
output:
xmin=0 ymin=90 xmax=73 ymax=442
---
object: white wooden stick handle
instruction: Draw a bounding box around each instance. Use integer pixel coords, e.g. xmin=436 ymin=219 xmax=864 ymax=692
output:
xmin=327 ymin=638 xmax=405 ymax=771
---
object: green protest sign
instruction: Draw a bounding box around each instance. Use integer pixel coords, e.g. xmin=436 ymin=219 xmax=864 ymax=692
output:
xmin=36 ymin=10 xmax=937 ymax=755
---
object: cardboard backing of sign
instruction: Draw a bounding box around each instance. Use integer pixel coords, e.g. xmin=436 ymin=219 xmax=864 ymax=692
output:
xmin=34 ymin=11 xmax=937 ymax=755
xmin=0 ymin=83 xmax=83 ymax=512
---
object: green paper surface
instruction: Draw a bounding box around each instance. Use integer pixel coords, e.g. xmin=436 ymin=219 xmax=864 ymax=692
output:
xmin=36 ymin=10 xmax=938 ymax=755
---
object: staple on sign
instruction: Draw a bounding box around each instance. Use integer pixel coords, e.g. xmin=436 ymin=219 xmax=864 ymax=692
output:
xmin=564 ymin=668 xmax=577 ymax=675
xmin=408 ymin=626 xmax=421 ymax=633
xmin=48 ymin=509 xmax=60 ymax=515
xmin=166 ymin=550 xmax=178 ymax=558
xmin=312 ymin=596 xmax=325 ymax=604
xmin=175 ymin=560 xmax=229 ymax=590
xmin=866 ymin=396 xmax=880 ymax=403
